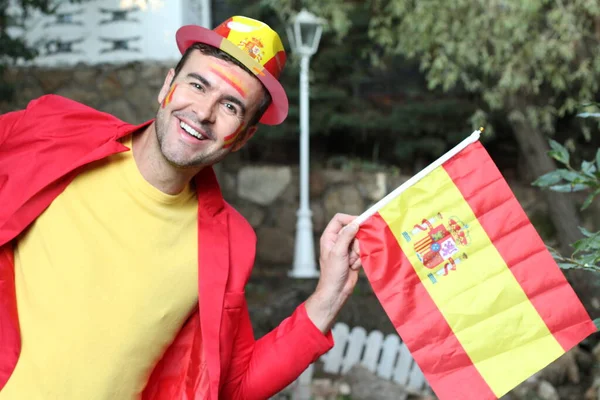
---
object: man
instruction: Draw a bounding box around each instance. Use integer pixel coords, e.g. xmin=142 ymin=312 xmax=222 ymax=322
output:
xmin=0 ymin=15 xmax=361 ymax=400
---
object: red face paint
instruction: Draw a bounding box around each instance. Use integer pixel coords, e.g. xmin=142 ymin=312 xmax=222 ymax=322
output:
xmin=162 ymin=84 xmax=177 ymax=108
xmin=209 ymin=66 xmax=247 ymax=98
xmin=223 ymin=123 xmax=245 ymax=149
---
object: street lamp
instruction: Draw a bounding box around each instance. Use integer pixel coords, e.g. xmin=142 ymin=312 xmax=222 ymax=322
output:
xmin=287 ymin=9 xmax=324 ymax=278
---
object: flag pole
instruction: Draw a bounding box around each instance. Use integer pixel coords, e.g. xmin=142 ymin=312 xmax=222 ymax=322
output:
xmin=355 ymin=129 xmax=482 ymax=226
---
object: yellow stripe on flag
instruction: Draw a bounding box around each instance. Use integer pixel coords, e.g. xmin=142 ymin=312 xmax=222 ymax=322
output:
xmin=379 ymin=166 xmax=564 ymax=397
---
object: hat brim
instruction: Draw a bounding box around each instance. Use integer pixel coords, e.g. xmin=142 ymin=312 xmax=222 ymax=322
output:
xmin=176 ymin=25 xmax=288 ymax=126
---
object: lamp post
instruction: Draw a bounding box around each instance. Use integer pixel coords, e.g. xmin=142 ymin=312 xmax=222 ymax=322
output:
xmin=287 ymin=9 xmax=324 ymax=278
xmin=200 ymin=0 xmax=212 ymax=28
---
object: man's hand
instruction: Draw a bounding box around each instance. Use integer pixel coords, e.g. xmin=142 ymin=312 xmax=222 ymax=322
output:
xmin=305 ymin=213 xmax=362 ymax=333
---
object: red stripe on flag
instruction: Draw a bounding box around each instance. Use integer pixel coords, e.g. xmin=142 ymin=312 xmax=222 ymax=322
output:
xmin=443 ymin=142 xmax=596 ymax=351
xmin=358 ymin=213 xmax=496 ymax=399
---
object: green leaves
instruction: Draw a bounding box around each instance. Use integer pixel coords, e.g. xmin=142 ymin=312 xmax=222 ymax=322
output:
xmin=572 ymin=232 xmax=600 ymax=255
xmin=546 ymin=216 xmax=600 ymax=273
xmin=548 ymin=139 xmax=570 ymax=165
xmin=533 ymin=139 xmax=600 ymax=210
xmin=548 ymin=238 xmax=600 ymax=273
xmin=532 ymin=169 xmax=590 ymax=194
xmin=532 ymin=171 xmax=563 ymax=187
xmin=582 ymin=160 xmax=597 ymax=176
xmin=535 ymin=134 xmax=600 ymax=274
xmin=548 ymin=184 xmax=589 ymax=193
xmin=582 ymin=188 xmax=600 ymax=210
xmin=363 ymin=0 xmax=600 ymax=135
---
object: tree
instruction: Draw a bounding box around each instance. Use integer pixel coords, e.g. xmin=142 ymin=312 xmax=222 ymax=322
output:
xmin=531 ymin=128 xmax=600 ymax=317
xmin=534 ymin=129 xmax=600 ymax=273
xmin=0 ymin=0 xmax=61 ymax=100
xmin=263 ymin=0 xmax=600 ymax=254
xmin=366 ymin=0 xmax=600 ymax=254
xmin=233 ymin=0 xmax=477 ymax=169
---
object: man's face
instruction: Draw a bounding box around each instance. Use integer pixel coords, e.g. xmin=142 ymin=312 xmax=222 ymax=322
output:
xmin=154 ymin=50 xmax=263 ymax=169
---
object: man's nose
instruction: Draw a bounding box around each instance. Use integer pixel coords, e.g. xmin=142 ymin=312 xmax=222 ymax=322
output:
xmin=192 ymin=96 xmax=218 ymax=124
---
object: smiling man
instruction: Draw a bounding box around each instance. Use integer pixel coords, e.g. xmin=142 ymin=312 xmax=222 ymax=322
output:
xmin=138 ymin=43 xmax=267 ymax=193
xmin=0 ymin=16 xmax=361 ymax=400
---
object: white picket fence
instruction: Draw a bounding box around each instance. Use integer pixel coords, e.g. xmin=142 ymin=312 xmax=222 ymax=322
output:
xmin=288 ymin=322 xmax=430 ymax=399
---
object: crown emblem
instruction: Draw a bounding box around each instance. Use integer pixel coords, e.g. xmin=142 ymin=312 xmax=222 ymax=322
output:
xmin=239 ymin=37 xmax=265 ymax=63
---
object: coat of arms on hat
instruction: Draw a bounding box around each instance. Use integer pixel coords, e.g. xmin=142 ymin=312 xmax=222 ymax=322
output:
xmin=239 ymin=37 xmax=265 ymax=63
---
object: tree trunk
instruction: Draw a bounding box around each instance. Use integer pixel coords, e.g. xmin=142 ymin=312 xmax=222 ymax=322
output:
xmin=508 ymin=116 xmax=582 ymax=253
xmin=509 ymin=112 xmax=599 ymax=318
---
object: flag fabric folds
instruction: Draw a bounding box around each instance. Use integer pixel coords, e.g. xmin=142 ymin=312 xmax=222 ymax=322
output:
xmin=356 ymin=132 xmax=596 ymax=399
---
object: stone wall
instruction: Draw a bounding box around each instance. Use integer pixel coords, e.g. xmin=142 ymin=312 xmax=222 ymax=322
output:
xmin=1 ymin=62 xmax=172 ymax=122
xmin=214 ymin=159 xmax=410 ymax=276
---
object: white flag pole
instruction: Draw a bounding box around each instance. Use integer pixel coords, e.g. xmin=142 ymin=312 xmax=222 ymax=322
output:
xmin=354 ymin=129 xmax=482 ymax=226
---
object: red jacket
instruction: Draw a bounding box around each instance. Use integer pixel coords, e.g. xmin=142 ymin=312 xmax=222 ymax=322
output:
xmin=0 ymin=95 xmax=333 ymax=399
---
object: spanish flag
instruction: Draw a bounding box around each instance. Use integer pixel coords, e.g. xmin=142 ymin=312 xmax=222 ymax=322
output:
xmin=356 ymin=131 xmax=596 ymax=399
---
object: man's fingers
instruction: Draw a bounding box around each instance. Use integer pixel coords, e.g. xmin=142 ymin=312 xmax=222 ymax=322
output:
xmin=348 ymin=239 xmax=360 ymax=265
xmin=331 ymin=222 xmax=359 ymax=256
xmin=322 ymin=213 xmax=356 ymax=236
xmin=320 ymin=213 xmax=357 ymax=248
xmin=352 ymin=239 xmax=360 ymax=256
xmin=350 ymin=258 xmax=362 ymax=270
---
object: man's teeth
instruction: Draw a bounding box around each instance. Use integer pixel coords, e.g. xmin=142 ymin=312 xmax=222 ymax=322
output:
xmin=180 ymin=121 xmax=204 ymax=139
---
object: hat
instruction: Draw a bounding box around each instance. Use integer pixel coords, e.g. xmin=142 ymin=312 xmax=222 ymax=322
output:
xmin=176 ymin=16 xmax=288 ymax=125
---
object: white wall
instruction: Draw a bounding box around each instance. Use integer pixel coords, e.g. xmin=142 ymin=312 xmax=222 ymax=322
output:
xmin=8 ymin=0 xmax=209 ymax=66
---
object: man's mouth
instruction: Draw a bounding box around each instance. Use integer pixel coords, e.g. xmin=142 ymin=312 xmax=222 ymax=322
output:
xmin=180 ymin=120 xmax=205 ymax=140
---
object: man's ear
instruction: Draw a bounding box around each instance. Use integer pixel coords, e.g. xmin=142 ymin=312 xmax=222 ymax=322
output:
xmin=231 ymin=126 xmax=258 ymax=152
xmin=158 ymin=69 xmax=176 ymax=105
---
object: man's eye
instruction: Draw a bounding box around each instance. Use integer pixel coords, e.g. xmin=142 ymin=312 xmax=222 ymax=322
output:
xmin=191 ymin=83 xmax=203 ymax=90
xmin=224 ymin=103 xmax=238 ymax=114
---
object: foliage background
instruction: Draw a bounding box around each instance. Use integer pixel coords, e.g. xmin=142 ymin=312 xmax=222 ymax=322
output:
xmin=217 ymin=0 xmax=600 ymax=311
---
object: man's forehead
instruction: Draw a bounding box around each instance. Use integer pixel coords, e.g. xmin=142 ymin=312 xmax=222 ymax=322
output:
xmin=176 ymin=50 xmax=265 ymax=116
xmin=182 ymin=51 xmax=249 ymax=79
xmin=189 ymin=52 xmax=257 ymax=83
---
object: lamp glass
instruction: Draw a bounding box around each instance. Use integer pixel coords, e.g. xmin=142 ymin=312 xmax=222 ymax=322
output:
xmin=298 ymin=22 xmax=319 ymax=49
xmin=289 ymin=9 xmax=324 ymax=55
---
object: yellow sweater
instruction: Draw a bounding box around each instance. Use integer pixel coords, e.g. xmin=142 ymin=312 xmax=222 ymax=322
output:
xmin=1 ymin=135 xmax=199 ymax=399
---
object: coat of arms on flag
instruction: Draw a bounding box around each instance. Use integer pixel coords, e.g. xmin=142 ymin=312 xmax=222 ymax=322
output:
xmin=403 ymin=212 xmax=470 ymax=283
xmin=355 ymin=130 xmax=597 ymax=399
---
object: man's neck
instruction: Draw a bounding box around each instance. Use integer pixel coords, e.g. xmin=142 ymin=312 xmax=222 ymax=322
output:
xmin=131 ymin=124 xmax=201 ymax=195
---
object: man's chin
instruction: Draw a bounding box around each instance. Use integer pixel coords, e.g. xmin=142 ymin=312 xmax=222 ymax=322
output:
xmin=164 ymin=156 xmax=205 ymax=170
xmin=158 ymin=141 xmax=226 ymax=171
xmin=158 ymin=143 xmax=206 ymax=169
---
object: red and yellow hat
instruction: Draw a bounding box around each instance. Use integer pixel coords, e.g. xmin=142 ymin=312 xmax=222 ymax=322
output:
xmin=176 ymin=16 xmax=288 ymax=125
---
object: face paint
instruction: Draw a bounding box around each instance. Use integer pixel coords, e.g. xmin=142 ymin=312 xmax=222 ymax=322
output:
xmin=209 ymin=65 xmax=247 ymax=98
xmin=223 ymin=123 xmax=245 ymax=149
xmin=162 ymin=84 xmax=177 ymax=108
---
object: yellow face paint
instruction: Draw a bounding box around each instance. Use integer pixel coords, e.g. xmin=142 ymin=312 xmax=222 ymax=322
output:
xmin=223 ymin=123 xmax=245 ymax=149
xmin=161 ymin=84 xmax=177 ymax=108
